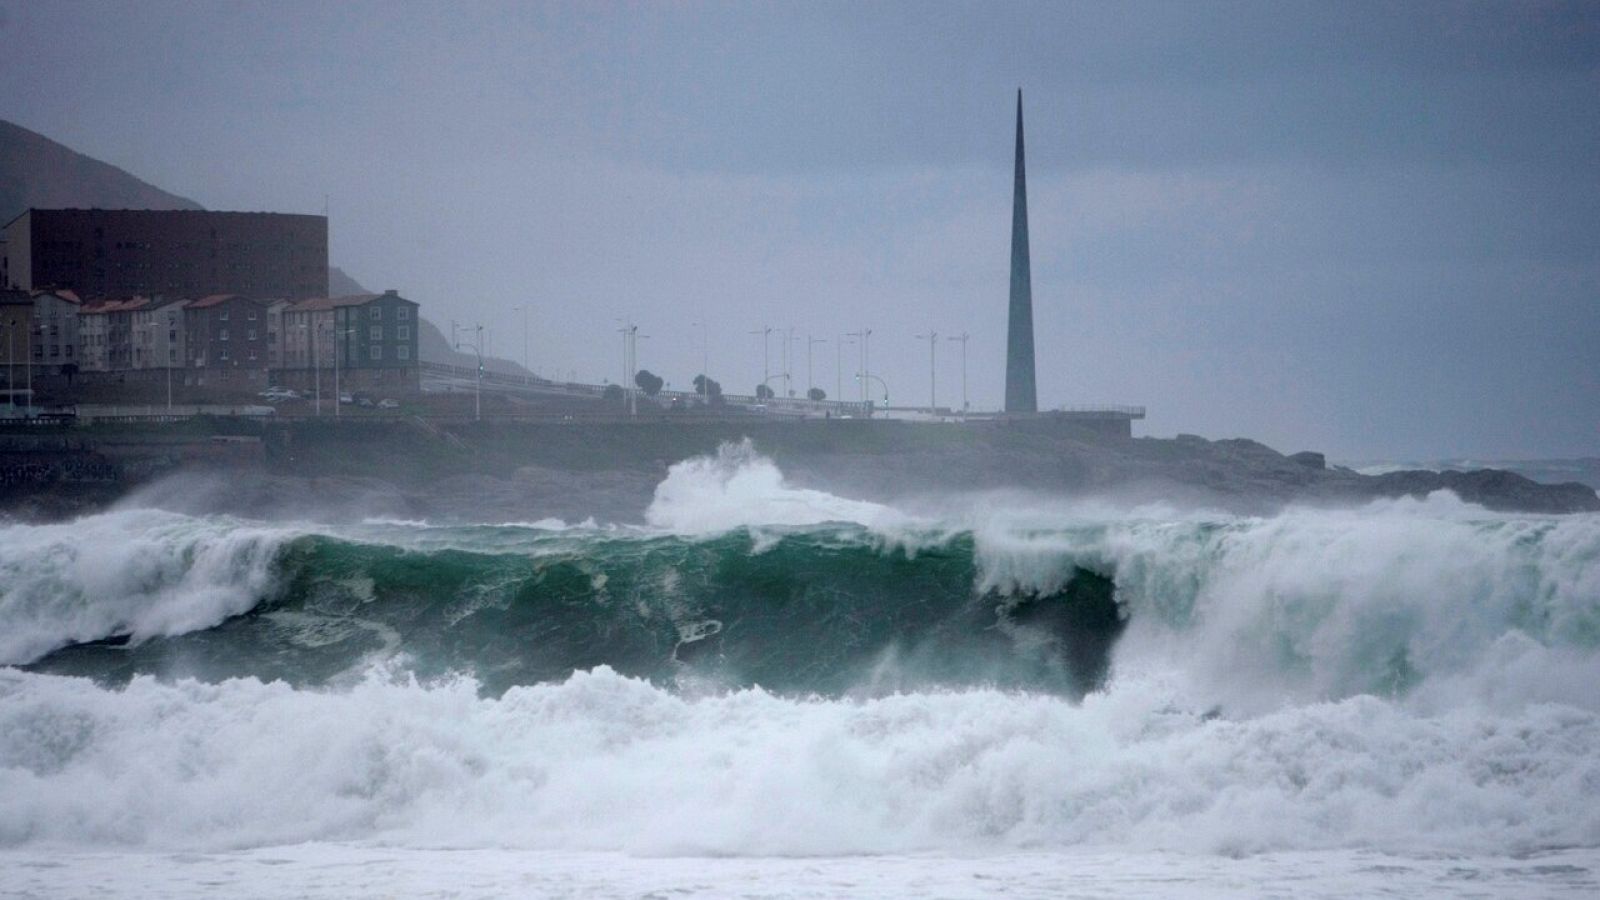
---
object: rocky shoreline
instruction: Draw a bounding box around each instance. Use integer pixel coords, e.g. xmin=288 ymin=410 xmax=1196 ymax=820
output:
xmin=1 ymin=419 xmax=1595 ymax=523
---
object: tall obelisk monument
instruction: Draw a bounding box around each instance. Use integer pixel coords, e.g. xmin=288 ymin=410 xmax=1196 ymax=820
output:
xmin=1005 ymin=89 xmax=1038 ymax=414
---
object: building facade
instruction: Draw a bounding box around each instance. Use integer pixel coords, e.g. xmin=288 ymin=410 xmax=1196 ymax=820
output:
xmin=130 ymin=297 xmax=188 ymax=370
xmin=77 ymin=297 xmax=144 ymax=372
xmin=185 ymin=294 xmax=273 ymax=370
xmin=332 ymin=291 xmax=419 ymax=369
xmin=0 ymin=290 xmax=37 ymax=404
xmin=280 ymin=296 xmax=335 ymax=370
xmin=1 ymin=209 xmax=328 ymax=299
xmin=31 ymin=289 xmax=82 ymax=371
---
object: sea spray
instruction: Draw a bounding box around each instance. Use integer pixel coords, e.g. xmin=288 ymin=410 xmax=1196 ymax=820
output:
xmin=4 ymin=445 xmax=1600 ymax=866
xmin=0 ymin=510 xmax=294 ymax=666
xmin=645 ymin=438 xmax=910 ymax=533
xmin=3 ymin=665 xmax=1598 ymax=856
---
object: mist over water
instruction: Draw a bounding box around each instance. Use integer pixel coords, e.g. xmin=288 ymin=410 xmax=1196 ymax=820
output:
xmin=2 ymin=442 xmax=1599 ymax=891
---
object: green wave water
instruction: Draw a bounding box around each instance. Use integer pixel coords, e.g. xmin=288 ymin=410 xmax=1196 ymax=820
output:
xmin=26 ymin=525 xmax=1123 ymax=697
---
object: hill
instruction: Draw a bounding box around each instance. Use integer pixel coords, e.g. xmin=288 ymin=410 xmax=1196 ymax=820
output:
xmin=0 ymin=119 xmax=201 ymax=223
xmin=0 ymin=120 xmax=531 ymax=379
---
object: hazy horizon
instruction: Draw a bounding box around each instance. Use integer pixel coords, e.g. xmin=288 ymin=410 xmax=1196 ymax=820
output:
xmin=2 ymin=0 xmax=1596 ymax=459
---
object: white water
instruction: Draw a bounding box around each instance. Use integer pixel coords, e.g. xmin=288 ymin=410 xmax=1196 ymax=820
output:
xmin=646 ymin=438 xmax=909 ymax=533
xmin=3 ymin=446 xmax=1600 ymax=895
xmin=0 ymin=510 xmax=293 ymax=666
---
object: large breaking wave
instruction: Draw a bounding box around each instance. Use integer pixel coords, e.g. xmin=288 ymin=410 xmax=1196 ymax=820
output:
xmin=2 ymin=441 xmax=1599 ymax=855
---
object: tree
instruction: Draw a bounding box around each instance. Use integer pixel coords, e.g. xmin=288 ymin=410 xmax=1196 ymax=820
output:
xmin=755 ymin=383 xmax=774 ymax=400
xmin=807 ymin=387 xmax=826 ymax=401
xmin=602 ymin=383 xmax=624 ymax=403
xmin=634 ymin=369 xmax=664 ymax=397
xmin=694 ymin=374 xmax=724 ymax=404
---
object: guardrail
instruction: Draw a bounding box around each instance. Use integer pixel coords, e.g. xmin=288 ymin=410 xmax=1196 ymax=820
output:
xmin=1054 ymin=405 xmax=1147 ymax=418
xmin=418 ymin=361 xmax=877 ymax=418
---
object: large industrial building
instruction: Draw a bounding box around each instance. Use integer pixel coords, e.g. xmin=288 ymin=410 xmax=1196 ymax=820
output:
xmin=1 ymin=208 xmax=328 ymax=300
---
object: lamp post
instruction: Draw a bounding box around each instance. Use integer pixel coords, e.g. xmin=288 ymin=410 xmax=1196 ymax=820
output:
xmin=4 ymin=319 xmax=14 ymax=414
xmin=748 ymin=326 xmax=772 ymax=396
xmin=846 ymin=328 xmax=872 ymax=402
xmin=914 ymin=330 xmax=938 ymax=413
xmin=855 ymin=372 xmax=888 ymax=405
xmin=691 ymin=319 xmax=710 ymax=389
xmin=617 ymin=321 xmax=646 ymax=418
xmin=947 ymin=332 xmax=969 ymax=413
xmin=806 ymin=335 xmax=827 ymax=396
xmin=145 ymin=320 xmax=173 ymax=411
xmin=312 ymin=319 xmax=322 ymax=415
xmin=455 ymin=323 xmax=484 ymax=421
xmin=783 ymin=327 xmax=797 ymax=398
xmin=836 ymin=334 xmax=854 ymax=403
xmin=513 ymin=304 xmax=531 ymax=385
xmin=333 ymin=318 xmax=359 ymax=420
xmin=22 ymin=316 xmax=31 ymax=417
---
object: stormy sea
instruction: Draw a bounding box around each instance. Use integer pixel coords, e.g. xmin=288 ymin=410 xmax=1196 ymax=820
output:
xmin=2 ymin=442 xmax=1598 ymax=898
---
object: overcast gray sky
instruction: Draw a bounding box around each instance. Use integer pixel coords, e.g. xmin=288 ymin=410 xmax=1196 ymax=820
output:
xmin=2 ymin=0 xmax=1596 ymax=459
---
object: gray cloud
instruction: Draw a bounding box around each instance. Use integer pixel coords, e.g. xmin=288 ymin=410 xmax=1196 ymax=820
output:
xmin=2 ymin=0 xmax=1596 ymax=458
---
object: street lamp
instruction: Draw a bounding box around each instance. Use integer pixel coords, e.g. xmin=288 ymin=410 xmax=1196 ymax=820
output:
xmin=836 ymin=334 xmax=855 ymax=403
xmin=783 ymin=327 xmax=797 ymax=398
xmin=748 ymin=326 xmax=772 ymax=396
xmin=914 ymin=329 xmax=939 ymax=413
xmin=513 ymin=305 xmax=531 ymax=385
xmin=846 ymin=328 xmax=871 ymax=402
xmin=806 ymin=335 xmax=827 ymax=397
xmin=616 ymin=321 xmax=647 ymax=418
xmin=855 ymin=372 xmax=888 ymax=405
xmin=3 ymin=319 xmax=15 ymax=414
xmin=947 ymin=332 xmax=970 ymax=413
xmin=144 ymin=319 xmax=172 ymax=411
xmin=455 ymin=323 xmax=485 ymax=421
xmin=333 ymin=318 xmax=359 ymax=420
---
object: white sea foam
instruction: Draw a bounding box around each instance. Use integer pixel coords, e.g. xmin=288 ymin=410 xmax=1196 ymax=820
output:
xmin=2 ymin=449 xmax=1598 ymax=872
xmin=645 ymin=439 xmax=909 ymax=533
xmin=0 ymin=510 xmax=295 ymax=666
xmin=1 ymin=665 xmax=1596 ymax=857
xmin=969 ymin=494 xmax=1600 ymax=713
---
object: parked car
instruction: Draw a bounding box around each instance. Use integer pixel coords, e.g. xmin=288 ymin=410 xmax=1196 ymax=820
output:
xmin=338 ymin=393 xmax=354 ymax=405
xmin=377 ymin=398 xmax=400 ymax=409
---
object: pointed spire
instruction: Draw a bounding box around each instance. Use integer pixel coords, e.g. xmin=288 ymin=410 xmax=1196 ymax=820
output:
xmin=1005 ymin=88 xmax=1037 ymax=414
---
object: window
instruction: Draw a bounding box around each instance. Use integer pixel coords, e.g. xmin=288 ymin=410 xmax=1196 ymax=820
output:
xmin=247 ymin=329 xmax=257 ymax=341
xmin=248 ymin=310 xmax=258 ymax=321
xmin=220 ymin=329 xmax=229 ymax=341
xmin=220 ymin=348 xmax=230 ymax=361
xmin=397 ymin=307 xmax=409 ymax=320
xmin=370 ymin=344 xmax=382 ymax=360
xmin=220 ymin=310 xmax=229 ymax=321
xmin=32 ymin=345 xmax=42 ymax=359
xmin=249 ymin=349 xmax=257 ymax=360
xmin=397 ymin=325 xmax=409 ymax=339
xmin=397 ymin=345 xmax=410 ymax=360
xmin=369 ymin=325 xmax=382 ymax=340
xmin=370 ymin=307 xmax=381 ymax=320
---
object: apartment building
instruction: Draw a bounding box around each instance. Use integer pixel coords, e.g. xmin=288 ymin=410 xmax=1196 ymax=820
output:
xmin=2 ymin=208 xmax=328 ymax=299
